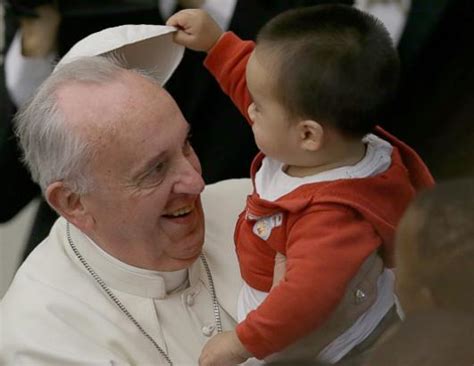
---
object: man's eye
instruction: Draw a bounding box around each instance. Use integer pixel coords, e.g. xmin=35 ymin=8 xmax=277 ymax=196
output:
xmin=138 ymin=162 xmax=166 ymax=187
xmin=154 ymin=162 xmax=165 ymax=172
xmin=146 ymin=161 xmax=166 ymax=179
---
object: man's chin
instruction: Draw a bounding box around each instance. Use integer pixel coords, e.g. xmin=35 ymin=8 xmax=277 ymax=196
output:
xmin=162 ymin=251 xmax=202 ymax=271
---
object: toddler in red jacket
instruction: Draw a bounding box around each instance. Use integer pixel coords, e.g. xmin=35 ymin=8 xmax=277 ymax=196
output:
xmin=168 ymin=5 xmax=434 ymax=365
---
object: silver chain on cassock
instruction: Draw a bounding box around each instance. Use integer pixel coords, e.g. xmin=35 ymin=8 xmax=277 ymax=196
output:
xmin=66 ymin=222 xmax=223 ymax=366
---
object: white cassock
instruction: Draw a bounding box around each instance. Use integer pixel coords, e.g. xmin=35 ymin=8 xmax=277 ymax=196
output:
xmin=0 ymin=179 xmax=251 ymax=365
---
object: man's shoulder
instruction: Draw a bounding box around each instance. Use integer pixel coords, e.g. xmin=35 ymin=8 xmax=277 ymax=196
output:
xmin=201 ymin=179 xmax=251 ymax=319
xmin=201 ymin=178 xmax=251 ymax=231
xmin=1 ymin=217 xmax=101 ymax=316
xmin=0 ymin=217 xmax=127 ymax=363
xmin=202 ymin=178 xmax=252 ymax=207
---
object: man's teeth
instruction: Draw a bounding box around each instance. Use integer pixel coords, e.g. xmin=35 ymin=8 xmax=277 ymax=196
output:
xmin=167 ymin=206 xmax=193 ymax=217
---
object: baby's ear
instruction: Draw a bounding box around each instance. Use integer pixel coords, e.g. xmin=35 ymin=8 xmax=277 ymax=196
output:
xmin=296 ymin=119 xmax=324 ymax=152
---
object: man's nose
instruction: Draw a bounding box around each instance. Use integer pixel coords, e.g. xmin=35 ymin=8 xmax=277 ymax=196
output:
xmin=173 ymin=157 xmax=205 ymax=195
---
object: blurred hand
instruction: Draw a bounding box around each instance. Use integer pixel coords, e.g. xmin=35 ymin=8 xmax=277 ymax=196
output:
xmin=20 ymin=4 xmax=61 ymax=57
xmin=166 ymin=9 xmax=223 ymax=52
xmin=199 ymin=331 xmax=252 ymax=366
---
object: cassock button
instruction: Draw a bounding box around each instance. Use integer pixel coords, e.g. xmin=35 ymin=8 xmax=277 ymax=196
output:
xmin=202 ymin=324 xmax=216 ymax=337
xmin=186 ymin=293 xmax=195 ymax=306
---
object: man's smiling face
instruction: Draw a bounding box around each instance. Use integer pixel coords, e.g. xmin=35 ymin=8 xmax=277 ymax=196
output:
xmin=60 ymin=70 xmax=206 ymax=271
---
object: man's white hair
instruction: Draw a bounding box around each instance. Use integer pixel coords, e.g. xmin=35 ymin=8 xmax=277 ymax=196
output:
xmin=14 ymin=55 xmax=159 ymax=195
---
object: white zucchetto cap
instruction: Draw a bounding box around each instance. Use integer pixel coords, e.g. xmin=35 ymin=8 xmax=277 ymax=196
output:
xmin=55 ymin=25 xmax=184 ymax=86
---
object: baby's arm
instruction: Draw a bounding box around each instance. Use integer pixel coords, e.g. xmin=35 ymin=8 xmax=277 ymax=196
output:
xmin=167 ymin=9 xmax=254 ymax=121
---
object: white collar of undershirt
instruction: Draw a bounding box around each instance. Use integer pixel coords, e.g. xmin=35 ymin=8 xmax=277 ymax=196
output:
xmin=255 ymin=133 xmax=393 ymax=202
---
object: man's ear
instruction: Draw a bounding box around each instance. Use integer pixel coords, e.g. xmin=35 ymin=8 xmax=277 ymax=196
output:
xmin=296 ymin=120 xmax=324 ymax=152
xmin=45 ymin=182 xmax=94 ymax=231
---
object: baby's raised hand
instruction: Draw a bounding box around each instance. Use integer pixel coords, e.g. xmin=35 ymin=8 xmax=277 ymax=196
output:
xmin=166 ymin=9 xmax=223 ymax=52
xmin=199 ymin=330 xmax=251 ymax=366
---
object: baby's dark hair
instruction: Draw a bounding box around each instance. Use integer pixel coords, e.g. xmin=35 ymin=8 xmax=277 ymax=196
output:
xmin=408 ymin=178 xmax=474 ymax=312
xmin=256 ymin=4 xmax=400 ymax=137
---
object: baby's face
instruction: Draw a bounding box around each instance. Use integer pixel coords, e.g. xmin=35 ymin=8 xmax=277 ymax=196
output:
xmin=245 ymin=48 xmax=301 ymax=163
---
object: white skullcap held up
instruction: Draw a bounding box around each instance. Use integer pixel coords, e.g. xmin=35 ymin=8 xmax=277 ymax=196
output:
xmin=55 ymin=25 xmax=184 ymax=86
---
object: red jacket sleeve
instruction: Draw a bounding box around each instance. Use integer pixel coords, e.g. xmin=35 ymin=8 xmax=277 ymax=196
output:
xmin=204 ymin=32 xmax=255 ymax=124
xmin=236 ymin=206 xmax=381 ymax=359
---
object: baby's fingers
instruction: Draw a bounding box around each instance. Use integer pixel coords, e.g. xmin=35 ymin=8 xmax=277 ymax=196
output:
xmin=166 ymin=9 xmax=206 ymax=32
xmin=167 ymin=9 xmax=223 ymax=51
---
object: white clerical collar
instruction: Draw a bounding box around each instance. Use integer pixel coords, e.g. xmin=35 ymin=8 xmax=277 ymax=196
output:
xmin=63 ymin=219 xmax=195 ymax=299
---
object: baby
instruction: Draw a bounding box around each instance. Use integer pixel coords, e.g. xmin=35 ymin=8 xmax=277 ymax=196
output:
xmin=168 ymin=5 xmax=434 ymax=365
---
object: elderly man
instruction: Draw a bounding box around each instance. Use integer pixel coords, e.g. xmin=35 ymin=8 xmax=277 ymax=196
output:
xmin=0 ymin=27 xmax=382 ymax=365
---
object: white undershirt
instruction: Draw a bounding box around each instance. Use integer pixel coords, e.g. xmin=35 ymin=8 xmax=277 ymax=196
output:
xmin=5 ymin=31 xmax=56 ymax=107
xmin=255 ymin=133 xmax=393 ymax=201
xmin=240 ymin=134 xmax=396 ymax=363
xmin=354 ymin=0 xmax=412 ymax=45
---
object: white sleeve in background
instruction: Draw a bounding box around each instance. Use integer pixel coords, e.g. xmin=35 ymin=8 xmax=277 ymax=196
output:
xmin=201 ymin=0 xmax=237 ymax=31
xmin=354 ymin=0 xmax=412 ymax=45
xmin=5 ymin=31 xmax=56 ymax=107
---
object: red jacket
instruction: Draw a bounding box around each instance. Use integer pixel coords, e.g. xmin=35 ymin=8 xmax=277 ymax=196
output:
xmin=205 ymin=32 xmax=434 ymax=359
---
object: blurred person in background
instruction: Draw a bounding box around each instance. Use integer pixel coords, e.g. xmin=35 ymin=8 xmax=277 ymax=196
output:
xmin=365 ymin=178 xmax=474 ymax=365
